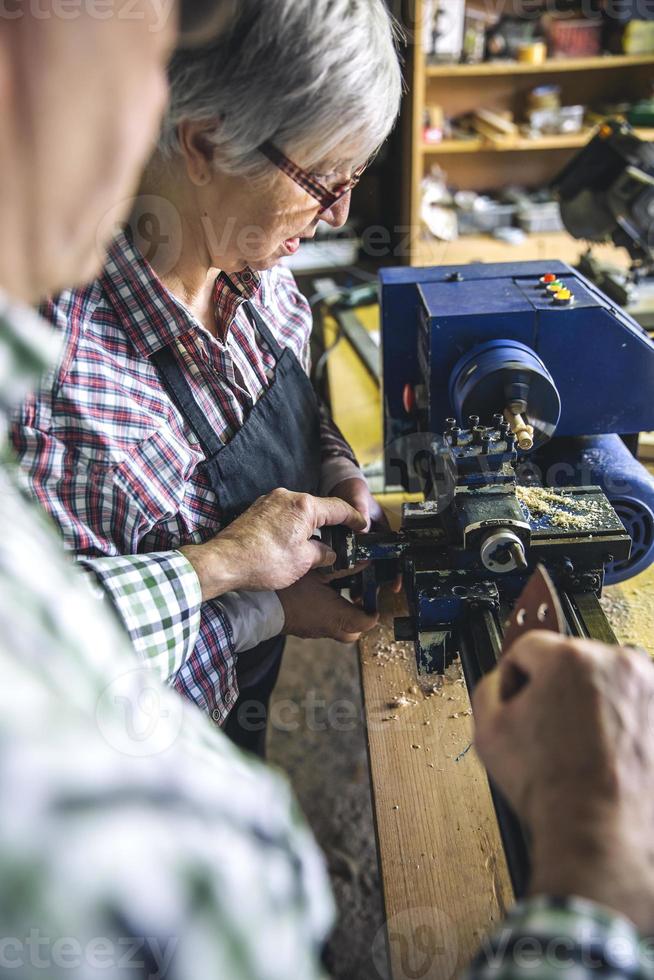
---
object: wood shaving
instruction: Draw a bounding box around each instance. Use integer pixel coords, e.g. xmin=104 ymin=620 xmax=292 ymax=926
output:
xmin=601 ymin=586 xmax=654 ymax=650
xmin=516 ymin=484 xmax=602 ymax=530
xmin=388 ymin=694 xmax=417 ymax=709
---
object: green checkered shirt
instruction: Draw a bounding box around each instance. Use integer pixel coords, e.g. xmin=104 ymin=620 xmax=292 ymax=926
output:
xmin=4 ymin=285 xmax=204 ymax=682
xmin=468 ymin=896 xmax=654 ymax=979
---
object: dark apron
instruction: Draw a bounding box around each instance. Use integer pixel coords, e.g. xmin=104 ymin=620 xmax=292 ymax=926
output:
xmin=151 ymin=301 xmax=321 ymax=757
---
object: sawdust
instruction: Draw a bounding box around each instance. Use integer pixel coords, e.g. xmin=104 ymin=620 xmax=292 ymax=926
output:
xmin=516 ymin=484 xmax=603 ymax=530
xmin=388 ymin=694 xmax=418 ymax=709
xmin=370 ymin=623 xmax=411 ymax=667
xmin=601 ymin=585 xmax=654 ymax=651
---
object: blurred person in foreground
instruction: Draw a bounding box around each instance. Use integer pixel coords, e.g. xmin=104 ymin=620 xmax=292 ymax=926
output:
xmin=1 ymin=3 xmax=654 ymax=980
xmin=0 ymin=2 xmax=344 ymax=976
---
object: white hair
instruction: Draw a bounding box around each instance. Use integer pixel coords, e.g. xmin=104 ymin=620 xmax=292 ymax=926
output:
xmin=159 ymin=0 xmax=403 ymax=178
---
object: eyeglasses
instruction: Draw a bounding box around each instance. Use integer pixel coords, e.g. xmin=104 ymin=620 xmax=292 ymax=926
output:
xmin=258 ymin=140 xmax=368 ymax=214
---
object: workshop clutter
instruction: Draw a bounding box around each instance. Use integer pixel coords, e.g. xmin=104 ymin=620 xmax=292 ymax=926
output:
xmin=421 ymin=167 xmax=564 ymax=244
xmin=423 ymin=0 xmax=653 ymax=66
xmin=421 ymin=88 xmax=652 ymax=148
xmin=542 ymin=13 xmax=603 ymax=58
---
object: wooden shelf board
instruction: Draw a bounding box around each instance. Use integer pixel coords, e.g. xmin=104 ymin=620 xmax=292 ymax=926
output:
xmin=422 ymin=127 xmax=654 ymax=156
xmin=412 ymin=232 xmax=632 ymax=269
xmin=426 ymin=53 xmax=654 ymax=77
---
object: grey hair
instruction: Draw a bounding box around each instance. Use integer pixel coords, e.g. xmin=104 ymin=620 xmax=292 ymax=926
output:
xmin=159 ymin=0 xmax=403 ymax=179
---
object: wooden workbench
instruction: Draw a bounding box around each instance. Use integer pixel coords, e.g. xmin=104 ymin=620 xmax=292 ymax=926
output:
xmin=359 ymin=569 xmax=654 ymax=980
xmin=323 ymin=303 xmax=654 ymax=980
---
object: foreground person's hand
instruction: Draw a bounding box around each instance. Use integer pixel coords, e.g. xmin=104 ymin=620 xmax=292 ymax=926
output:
xmin=180 ymin=489 xmax=367 ymax=599
xmin=473 ymin=631 xmax=654 ymax=933
xmin=277 ymin=567 xmax=379 ymax=642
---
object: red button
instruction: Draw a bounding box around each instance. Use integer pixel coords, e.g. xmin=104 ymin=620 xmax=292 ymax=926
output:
xmin=540 ymin=273 xmax=557 ymax=284
xmin=402 ymin=383 xmax=416 ymax=415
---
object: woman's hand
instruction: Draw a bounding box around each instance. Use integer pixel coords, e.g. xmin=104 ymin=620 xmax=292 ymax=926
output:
xmin=330 ymin=477 xmax=389 ymax=532
xmin=277 ymin=567 xmax=379 ymax=643
xmin=331 ymin=477 xmax=402 ymax=594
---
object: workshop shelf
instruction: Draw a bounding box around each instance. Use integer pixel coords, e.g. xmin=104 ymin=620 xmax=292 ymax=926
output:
xmin=401 ymin=2 xmax=654 ymax=265
xmin=426 ymin=53 xmax=654 ymax=77
xmin=423 ymin=127 xmax=654 ymax=154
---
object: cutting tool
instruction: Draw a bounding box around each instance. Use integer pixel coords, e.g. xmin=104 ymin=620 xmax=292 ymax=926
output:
xmin=500 ymin=564 xmax=567 ymax=700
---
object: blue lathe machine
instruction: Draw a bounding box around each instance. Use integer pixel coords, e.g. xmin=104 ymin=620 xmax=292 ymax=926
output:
xmin=329 ymin=260 xmax=654 ymax=893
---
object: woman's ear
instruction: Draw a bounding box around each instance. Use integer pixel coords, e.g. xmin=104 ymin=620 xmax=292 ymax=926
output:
xmin=177 ymin=119 xmax=220 ymax=186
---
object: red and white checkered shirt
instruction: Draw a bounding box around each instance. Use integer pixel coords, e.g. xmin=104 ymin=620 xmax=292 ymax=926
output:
xmin=11 ymin=231 xmax=359 ymax=721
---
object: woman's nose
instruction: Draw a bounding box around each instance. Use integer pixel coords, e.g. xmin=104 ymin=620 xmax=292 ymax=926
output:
xmin=320 ymin=192 xmax=352 ymax=229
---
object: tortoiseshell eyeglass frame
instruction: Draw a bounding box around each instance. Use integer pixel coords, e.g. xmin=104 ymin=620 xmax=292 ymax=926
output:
xmin=258 ymin=140 xmax=369 ymax=213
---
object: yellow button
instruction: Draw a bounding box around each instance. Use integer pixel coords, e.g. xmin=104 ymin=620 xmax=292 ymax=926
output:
xmin=553 ymin=289 xmax=573 ymax=304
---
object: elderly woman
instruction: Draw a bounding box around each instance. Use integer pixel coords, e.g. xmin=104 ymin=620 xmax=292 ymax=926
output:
xmin=12 ymin=0 xmax=402 ymax=755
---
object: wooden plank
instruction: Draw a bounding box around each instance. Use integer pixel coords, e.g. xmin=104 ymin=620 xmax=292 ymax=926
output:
xmin=360 ymin=563 xmax=654 ymax=980
xmin=426 ymin=53 xmax=654 ymax=77
xmin=360 ymin=591 xmax=512 ymax=980
xmin=422 ymin=128 xmax=654 ymax=155
xmin=602 ymin=562 xmax=654 ymax=651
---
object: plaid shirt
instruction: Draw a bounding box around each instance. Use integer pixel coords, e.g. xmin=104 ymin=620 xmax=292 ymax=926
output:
xmin=0 ymin=293 xmax=334 ymax=980
xmin=11 ymin=231 xmax=359 ymax=722
xmin=0 ymin=294 xmax=648 ymax=980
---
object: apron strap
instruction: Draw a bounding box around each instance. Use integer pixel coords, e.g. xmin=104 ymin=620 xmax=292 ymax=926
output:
xmin=150 ymin=346 xmax=224 ymax=459
xmin=150 ymin=303 xmax=284 ymax=460
xmin=243 ymin=301 xmax=284 ymax=361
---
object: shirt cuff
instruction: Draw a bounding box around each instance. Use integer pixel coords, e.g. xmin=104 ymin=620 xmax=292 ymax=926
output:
xmin=467 ymin=895 xmax=649 ymax=980
xmin=79 ymin=551 xmax=202 ymax=683
xmin=216 ymin=590 xmax=285 ymax=653
xmin=319 ymin=456 xmax=365 ymax=497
